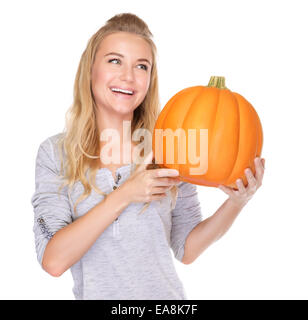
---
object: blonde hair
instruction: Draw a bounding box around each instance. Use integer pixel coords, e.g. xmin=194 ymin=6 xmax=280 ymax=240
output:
xmin=56 ymin=13 xmax=178 ymax=217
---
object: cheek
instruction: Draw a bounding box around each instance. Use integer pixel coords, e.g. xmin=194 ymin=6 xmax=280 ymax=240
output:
xmin=92 ymin=68 xmax=108 ymax=85
xmin=137 ymin=73 xmax=151 ymax=94
xmin=91 ymin=69 xmax=111 ymax=96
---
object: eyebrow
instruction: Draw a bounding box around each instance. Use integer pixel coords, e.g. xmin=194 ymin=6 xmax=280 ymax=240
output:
xmin=104 ymin=52 xmax=152 ymax=66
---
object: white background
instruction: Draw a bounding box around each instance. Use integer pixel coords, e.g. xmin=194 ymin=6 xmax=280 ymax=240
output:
xmin=0 ymin=0 xmax=307 ymax=300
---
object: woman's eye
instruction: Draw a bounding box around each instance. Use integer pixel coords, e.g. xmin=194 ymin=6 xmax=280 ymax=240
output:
xmin=108 ymin=59 xmax=148 ymax=71
xmin=108 ymin=58 xmax=120 ymax=64
xmin=138 ymin=64 xmax=148 ymax=71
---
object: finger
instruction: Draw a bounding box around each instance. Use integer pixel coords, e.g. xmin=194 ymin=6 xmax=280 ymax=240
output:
xmin=236 ymin=179 xmax=246 ymax=194
xmin=152 ymin=186 xmax=171 ymax=194
xmin=150 ymin=193 xmax=167 ymax=201
xmin=135 ymin=150 xmax=154 ymax=172
xmin=153 ymin=176 xmax=181 ymax=187
xmin=153 ymin=168 xmax=179 ymax=178
xmin=261 ymin=158 xmax=265 ymax=169
xmin=218 ymin=184 xmax=234 ymax=197
xmin=254 ymin=157 xmax=265 ymax=184
xmin=245 ymin=168 xmax=257 ymax=190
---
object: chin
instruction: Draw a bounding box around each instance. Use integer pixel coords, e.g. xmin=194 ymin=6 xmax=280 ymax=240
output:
xmin=113 ymin=105 xmax=136 ymax=115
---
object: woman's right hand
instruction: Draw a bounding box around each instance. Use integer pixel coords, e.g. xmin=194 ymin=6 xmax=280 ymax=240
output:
xmin=120 ymin=151 xmax=182 ymax=203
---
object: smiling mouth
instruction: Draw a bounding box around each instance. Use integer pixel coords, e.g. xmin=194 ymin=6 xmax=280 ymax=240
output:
xmin=110 ymin=88 xmax=135 ymax=98
xmin=110 ymin=87 xmax=134 ymax=94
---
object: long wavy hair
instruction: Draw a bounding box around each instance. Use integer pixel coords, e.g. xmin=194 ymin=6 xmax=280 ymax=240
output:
xmin=55 ymin=13 xmax=178 ymax=217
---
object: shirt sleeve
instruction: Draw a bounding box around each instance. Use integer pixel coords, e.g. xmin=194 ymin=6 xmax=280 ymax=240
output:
xmin=170 ymin=181 xmax=203 ymax=262
xmin=30 ymin=137 xmax=73 ymax=268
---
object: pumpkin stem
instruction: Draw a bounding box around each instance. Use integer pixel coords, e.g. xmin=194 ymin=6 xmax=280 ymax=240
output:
xmin=208 ymin=76 xmax=227 ymax=89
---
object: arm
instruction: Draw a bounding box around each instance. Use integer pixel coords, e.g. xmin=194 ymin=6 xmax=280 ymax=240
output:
xmin=32 ymin=142 xmax=179 ymax=277
xmin=182 ymin=157 xmax=265 ymax=265
xmin=31 ymin=138 xmax=132 ymax=277
xmin=42 ymin=184 xmax=130 ymax=277
xmin=170 ymin=182 xmax=203 ymax=263
xmin=182 ymin=199 xmax=244 ymax=264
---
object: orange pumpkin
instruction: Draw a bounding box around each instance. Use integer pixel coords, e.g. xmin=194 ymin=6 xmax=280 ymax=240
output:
xmin=152 ymin=76 xmax=263 ymax=189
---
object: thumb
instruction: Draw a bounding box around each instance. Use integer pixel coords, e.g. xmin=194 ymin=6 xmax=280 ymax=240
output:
xmin=134 ymin=150 xmax=154 ymax=173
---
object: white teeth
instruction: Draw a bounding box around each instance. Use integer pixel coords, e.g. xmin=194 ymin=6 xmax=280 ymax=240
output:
xmin=111 ymin=88 xmax=133 ymax=95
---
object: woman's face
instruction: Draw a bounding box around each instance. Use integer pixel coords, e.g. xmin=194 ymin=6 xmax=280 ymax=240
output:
xmin=91 ymin=32 xmax=153 ymax=117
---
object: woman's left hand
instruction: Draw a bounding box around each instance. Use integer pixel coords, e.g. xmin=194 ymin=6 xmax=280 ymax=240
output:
xmin=218 ymin=157 xmax=265 ymax=208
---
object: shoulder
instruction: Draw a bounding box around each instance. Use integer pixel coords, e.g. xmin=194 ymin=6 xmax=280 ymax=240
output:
xmin=38 ymin=132 xmax=65 ymax=151
xmin=36 ymin=132 xmax=66 ymax=172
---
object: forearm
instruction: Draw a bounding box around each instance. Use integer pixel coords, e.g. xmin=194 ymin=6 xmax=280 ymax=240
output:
xmin=42 ymin=184 xmax=130 ymax=277
xmin=182 ymin=198 xmax=245 ymax=264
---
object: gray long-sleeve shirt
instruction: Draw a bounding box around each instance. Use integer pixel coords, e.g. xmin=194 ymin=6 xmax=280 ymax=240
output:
xmin=31 ymin=133 xmax=203 ymax=300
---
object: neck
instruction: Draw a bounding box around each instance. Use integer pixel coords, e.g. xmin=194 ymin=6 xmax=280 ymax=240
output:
xmin=95 ymin=109 xmax=138 ymax=167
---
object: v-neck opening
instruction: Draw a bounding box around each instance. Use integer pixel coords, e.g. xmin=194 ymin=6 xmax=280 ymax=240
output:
xmin=98 ymin=163 xmax=133 ymax=184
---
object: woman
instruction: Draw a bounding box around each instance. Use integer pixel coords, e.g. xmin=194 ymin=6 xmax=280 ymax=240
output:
xmin=31 ymin=13 xmax=265 ymax=300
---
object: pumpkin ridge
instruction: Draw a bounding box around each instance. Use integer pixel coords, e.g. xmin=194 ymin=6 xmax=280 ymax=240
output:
xmin=172 ymin=87 xmax=203 ymax=170
xmin=225 ymin=92 xmax=241 ymax=185
xmin=209 ymin=89 xmax=240 ymax=183
xmin=181 ymin=87 xmax=218 ymax=177
xmin=162 ymin=86 xmax=203 ymax=129
xmin=208 ymin=87 xmax=220 ymax=178
xmin=210 ymin=87 xmax=219 ymax=155
xmin=181 ymin=87 xmax=208 ymax=173
xmin=225 ymin=92 xmax=259 ymax=187
xmin=156 ymin=86 xmax=203 ymax=170
xmin=179 ymin=87 xmax=204 ymax=126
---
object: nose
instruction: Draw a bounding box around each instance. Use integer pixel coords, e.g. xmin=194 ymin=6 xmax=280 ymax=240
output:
xmin=119 ymin=65 xmax=135 ymax=82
